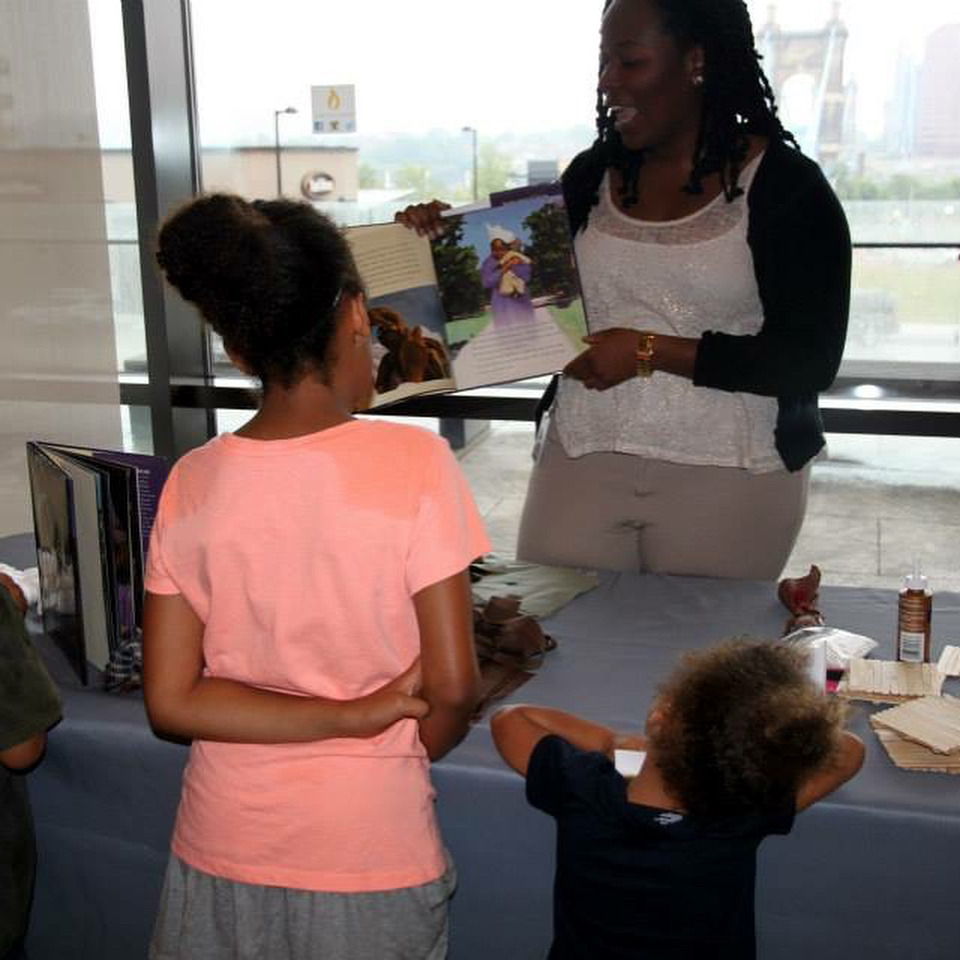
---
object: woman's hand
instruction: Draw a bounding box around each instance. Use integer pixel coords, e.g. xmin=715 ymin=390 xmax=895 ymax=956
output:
xmin=394 ymin=200 xmax=451 ymax=239
xmin=563 ymin=327 xmax=642 ymax=390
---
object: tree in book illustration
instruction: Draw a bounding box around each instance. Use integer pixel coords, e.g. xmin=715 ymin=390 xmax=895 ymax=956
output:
xmin=523 ymin=201 xmax=577 ymax=304
xmin=430 ymin=215 xmax=486 ymax=319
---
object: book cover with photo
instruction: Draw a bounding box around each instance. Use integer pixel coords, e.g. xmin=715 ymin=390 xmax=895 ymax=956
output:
xmin=344 ymin=191 xmax=588 ymax=408
xmin=25 ymin=441 xmax=169 ymax=684
xmin=26 ymin=444 xmax=87 ymax=684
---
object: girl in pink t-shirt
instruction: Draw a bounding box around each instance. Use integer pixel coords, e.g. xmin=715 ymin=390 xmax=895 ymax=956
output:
xmin=145 ymin=194 xmax=490 ymax=960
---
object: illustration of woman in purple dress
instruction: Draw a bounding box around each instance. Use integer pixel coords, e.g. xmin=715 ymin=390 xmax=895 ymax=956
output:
xmin=480 ymin=227 xmax=536 ymax=327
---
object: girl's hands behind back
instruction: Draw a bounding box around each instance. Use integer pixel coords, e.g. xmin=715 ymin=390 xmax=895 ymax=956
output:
xmin=347 ymin=659 xmax=429 ymax=738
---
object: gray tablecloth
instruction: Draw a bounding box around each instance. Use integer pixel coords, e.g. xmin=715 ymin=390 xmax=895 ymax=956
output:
xmin=5 ymin=533 xmax=958 ymax=960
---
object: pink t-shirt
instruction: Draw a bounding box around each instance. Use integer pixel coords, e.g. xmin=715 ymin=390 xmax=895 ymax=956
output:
xmin=144 ymin=419 xmax=490 ymax=892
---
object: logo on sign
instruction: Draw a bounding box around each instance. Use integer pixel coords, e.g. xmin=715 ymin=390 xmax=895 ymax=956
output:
xmin=311 ymin=85 xmax=356 ymax=134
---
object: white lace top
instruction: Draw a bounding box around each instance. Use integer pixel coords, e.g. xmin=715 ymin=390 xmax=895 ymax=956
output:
xmin=555 ymin=151 xmax=783 ymax=473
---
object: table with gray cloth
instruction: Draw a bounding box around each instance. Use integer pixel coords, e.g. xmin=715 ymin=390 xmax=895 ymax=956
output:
xmin=3 ymin=533 xmax=956 ymax=960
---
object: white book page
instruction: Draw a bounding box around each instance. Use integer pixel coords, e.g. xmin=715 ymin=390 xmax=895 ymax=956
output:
xmin=345 ymin=223 xmax=437 ymax=299
xmin=614 ymin=749 xmax=647 ymax=778
xmin=44 ymin=451 xmax=111 ymax=671
xmin=451 ymin=313 xmax=585 ymax=391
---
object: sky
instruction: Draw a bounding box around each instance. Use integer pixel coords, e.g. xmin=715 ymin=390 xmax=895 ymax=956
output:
xmin=87 ymin=0 xmax=960 ymax=147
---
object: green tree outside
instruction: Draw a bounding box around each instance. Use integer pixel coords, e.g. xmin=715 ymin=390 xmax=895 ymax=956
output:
xmin=477 ymin=142 xmax=516 ymax=200
xmin=393 ymin=164 xmax=441 ymax=200
xmin=833 ymin=167 xmax=960 ymax=201
xmin=448 ymin=141 xmax=518 ymax=203
xmin=358 ymin=162 xmax=382 ymax=189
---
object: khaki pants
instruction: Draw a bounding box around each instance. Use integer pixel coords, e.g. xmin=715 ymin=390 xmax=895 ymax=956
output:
xmin=517 ymin=424 xmax=809 ymax=580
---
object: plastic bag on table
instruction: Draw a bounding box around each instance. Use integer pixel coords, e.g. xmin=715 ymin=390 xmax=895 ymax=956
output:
xmin=780 ymin=626 xmax=878 ymax=671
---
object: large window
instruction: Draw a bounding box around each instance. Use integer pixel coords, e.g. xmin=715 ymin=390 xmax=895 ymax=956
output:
xmin=187 ymin=0 xmax=604 ymax=380
xmin=89 ymin=0 xmax=147 ymax=382
xmin=184 ymin=0 xmax=960 ymax=398
xmin=2 ymin=0 xmax=958 ymax=581
xmin=746 ymin=0 xmax=960 ymax=391
xmin=188 ymin=1 xmax=600 ymax=213
xmin=0 ymin=0 xmax=144 ymax=538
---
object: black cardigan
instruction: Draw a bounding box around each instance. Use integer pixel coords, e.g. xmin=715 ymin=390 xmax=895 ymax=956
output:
xmin=550 ymin=139 xmax=851 ymax=472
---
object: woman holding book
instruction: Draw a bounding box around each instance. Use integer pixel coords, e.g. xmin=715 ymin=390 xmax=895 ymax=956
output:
xmin=145 ymin=194 xmax=489 ymax=959
xmin=398 ymin=0 xmax=850 ymax=580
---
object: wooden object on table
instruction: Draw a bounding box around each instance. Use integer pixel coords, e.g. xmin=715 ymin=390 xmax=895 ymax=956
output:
xmin=469 ymin=594 xmax=557 ymax=721
xmin=871 ymin=694 xmax=960 ymax=754
xmin=837 ymin=658 xmax=944 ymax=703
xmin=777 ymin=564 xmax=825 ymax=633
xmin=937 ymin=645 xmax=960 ymax=678
xmin=870 ymin=719 xmax=960 ymax=774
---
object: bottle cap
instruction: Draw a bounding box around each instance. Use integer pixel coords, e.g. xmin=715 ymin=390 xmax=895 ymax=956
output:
xmin=904 ymin=556 xmax=928 ymax=592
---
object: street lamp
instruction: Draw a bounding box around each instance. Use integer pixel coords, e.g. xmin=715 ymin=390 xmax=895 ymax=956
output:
xmin=462 ymin=125 xmax=478 ymax=202
xmin=274 ymin=106 xmax=298 ymax=196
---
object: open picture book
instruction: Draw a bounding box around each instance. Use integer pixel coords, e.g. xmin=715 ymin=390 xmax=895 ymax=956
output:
xmin=344 ymin=187 xmax=589 ymax=409
xmin=25 ymin=441 xmax=169 ymax=684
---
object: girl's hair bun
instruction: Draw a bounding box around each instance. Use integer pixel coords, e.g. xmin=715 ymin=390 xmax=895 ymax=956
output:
xmin=155 ymin=193 xmax=362 ymax=386
xmin=156 ymin=194 xmax=271 ymax=313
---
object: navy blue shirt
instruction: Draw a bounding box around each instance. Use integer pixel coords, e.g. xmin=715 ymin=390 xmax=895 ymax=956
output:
xmin=527 ymin=735 xmax=794 ymax=959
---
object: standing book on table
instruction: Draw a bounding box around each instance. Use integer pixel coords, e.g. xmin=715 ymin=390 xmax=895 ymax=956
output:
xmin=25 ymin=441 xmax=169 ymax=684
xmin=345 ymin=187 xmax=589 ymax=409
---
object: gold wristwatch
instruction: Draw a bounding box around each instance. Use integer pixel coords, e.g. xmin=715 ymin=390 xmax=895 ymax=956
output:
xmin=635 ymin=333 xmax=656 ymax=378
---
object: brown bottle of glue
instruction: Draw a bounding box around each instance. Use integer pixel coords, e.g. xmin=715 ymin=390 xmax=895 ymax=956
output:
xmin=897 ymin=557 xmax=932 ymax=663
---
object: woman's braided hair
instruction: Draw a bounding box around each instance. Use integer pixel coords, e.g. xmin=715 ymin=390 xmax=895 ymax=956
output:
xmin=575 ymin=0 xmax=797 ymax=219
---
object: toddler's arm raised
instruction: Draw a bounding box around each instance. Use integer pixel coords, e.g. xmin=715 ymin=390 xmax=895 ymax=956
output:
xmin=492 ymin=705 xmax=641 ymax=776
xmin=796 ymin=731 xmax=865 ymax=811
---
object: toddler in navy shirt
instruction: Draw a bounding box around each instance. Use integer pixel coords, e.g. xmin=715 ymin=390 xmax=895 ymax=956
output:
xmin=492 ymin=641 xmax=864 ymax=959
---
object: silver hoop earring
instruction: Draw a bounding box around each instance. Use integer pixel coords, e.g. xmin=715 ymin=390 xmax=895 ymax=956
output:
xmin=692 ymin=73 xmax=704 ymax=87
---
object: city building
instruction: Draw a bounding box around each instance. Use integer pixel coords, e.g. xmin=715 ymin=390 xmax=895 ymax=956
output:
xmin=915 ymin=23 xmax=960 ymax=157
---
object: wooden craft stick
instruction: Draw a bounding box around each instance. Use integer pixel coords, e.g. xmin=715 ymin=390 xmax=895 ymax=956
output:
xmin=937 ymin=645 xmax=960 ymax=678
xmin=838 ymin=659 xmax=944 ymax=703
xmin=871 ymin=695 xmax=960 ymax=755
xmin=870 ymin=719 xmax=960 ymax=774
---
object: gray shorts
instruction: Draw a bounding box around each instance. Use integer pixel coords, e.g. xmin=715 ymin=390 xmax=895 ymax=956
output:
xmin=149 ymin=853 xmax=456 ymax=960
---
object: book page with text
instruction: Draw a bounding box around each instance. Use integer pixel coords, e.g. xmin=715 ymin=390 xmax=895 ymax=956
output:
xmin=347 ymin=223 xmax=437 ymax=299
xmin=346 ymin=224 xmax=456 ymax=408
